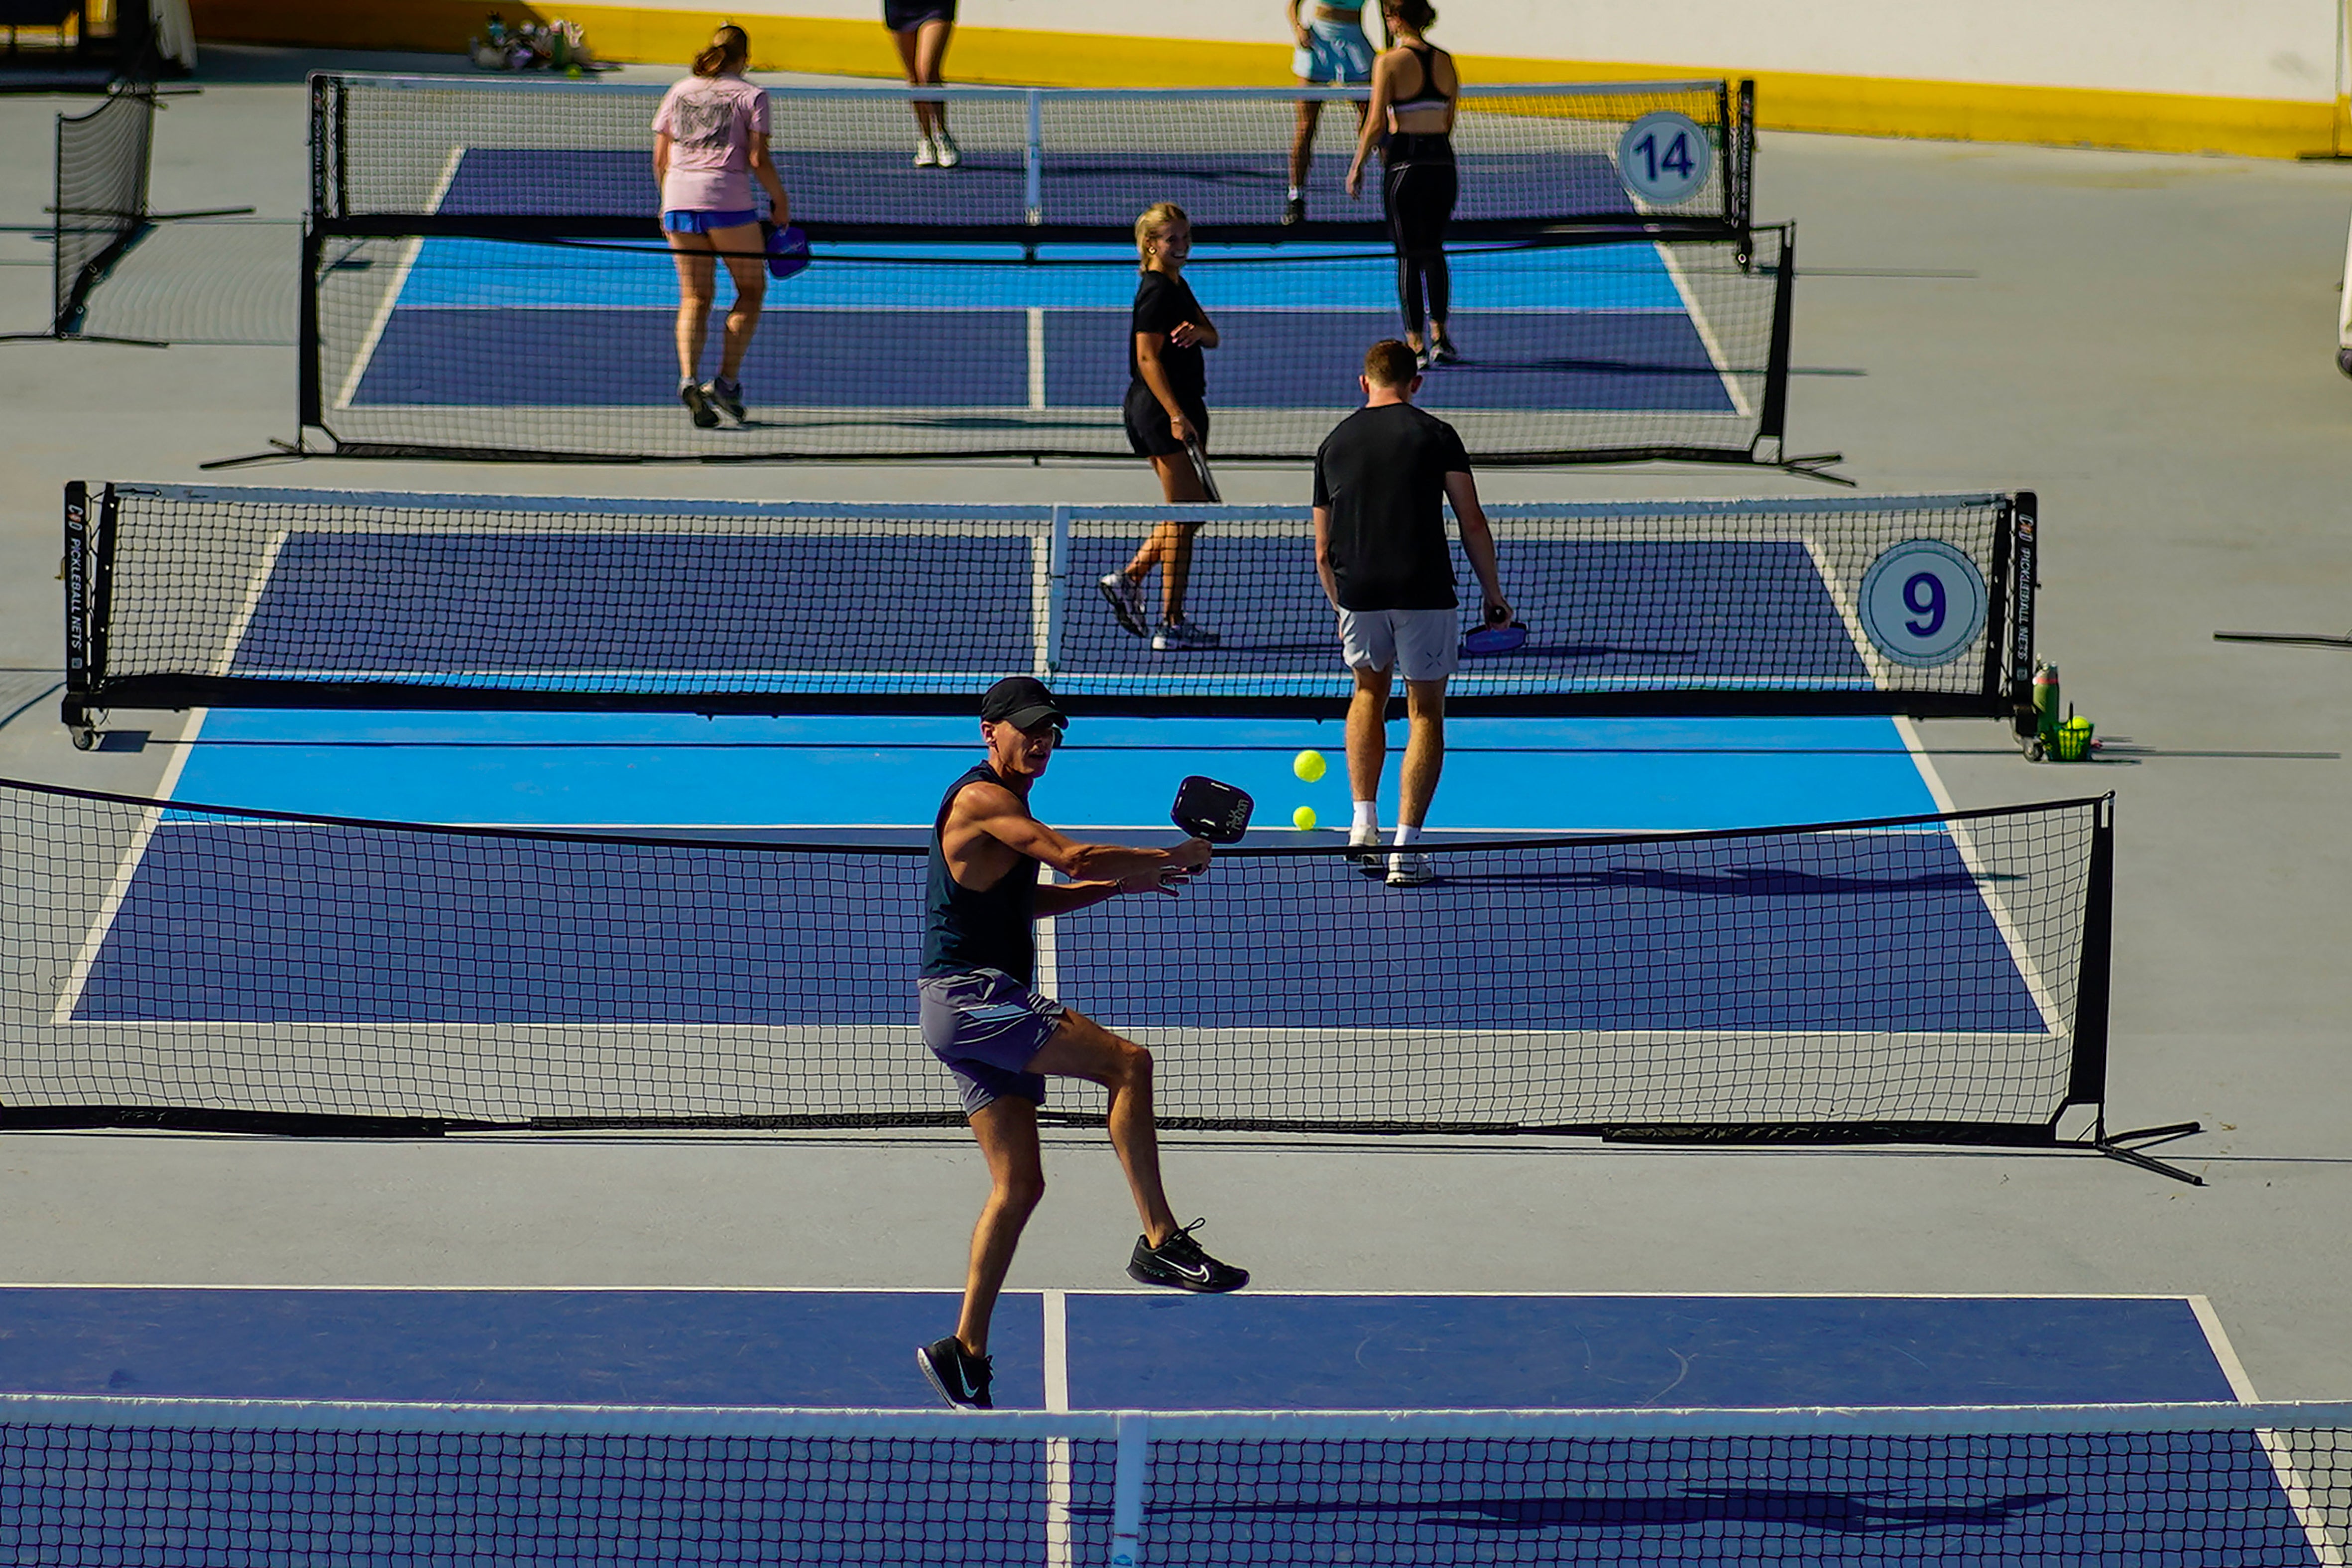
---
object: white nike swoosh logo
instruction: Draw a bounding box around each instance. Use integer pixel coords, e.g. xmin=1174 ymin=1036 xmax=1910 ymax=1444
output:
xmin=1170 ymin=1260 xmax=1212 ymax=1282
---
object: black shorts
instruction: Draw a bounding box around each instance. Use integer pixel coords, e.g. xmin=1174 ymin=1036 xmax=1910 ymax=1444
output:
xmin=1124 ymin=381 xmax=1209 ymax=459
xmin=884 ymin=0 xmax=954 ymax=31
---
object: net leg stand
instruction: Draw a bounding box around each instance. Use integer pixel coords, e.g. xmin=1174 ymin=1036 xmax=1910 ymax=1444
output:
xmin=2088 ymin=1116 xmax=2206 ymax=1185
xmin=200 ymin=437 xmax=314 ymax=471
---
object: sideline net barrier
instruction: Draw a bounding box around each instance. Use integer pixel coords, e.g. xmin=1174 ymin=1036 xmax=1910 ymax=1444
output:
xmin=310 ymin=75 xmax=1754 ymax=242
xmin=62 ymin=483 xmax=2033 ymax=732
xmin=3 ymin=1397 xmax=2346 ymax=1565
xmin=1 ymin=777 xmax=2111 ymax=1144
xmin=50 ymin=85 xmax=154 ymax=336
xmin=297 ymin=227 xmax=1793 ymax=466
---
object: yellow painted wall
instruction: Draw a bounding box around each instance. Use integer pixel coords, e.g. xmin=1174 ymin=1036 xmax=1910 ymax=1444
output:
xmin=186 ymin=1 xmax=2349 ymax=159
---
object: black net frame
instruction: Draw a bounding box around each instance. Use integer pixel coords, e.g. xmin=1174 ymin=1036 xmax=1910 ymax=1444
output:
xmin=308 ymin=74 xmax=1758 ymax=247
xmin=295 ymin=73 xmax=1794 ymax=470
xmin=49 ymin=84 xmax=153 ymax=336
xmin=293 ymin=224 xmax=1795 ymax=469
xmin=4 ymin=1397 xmax=2344 ymax=1566
xmin=1 ymin=775 xmax=2116 ymax=1153
xmin=59 ymin=483 xmax=2038 ymax=734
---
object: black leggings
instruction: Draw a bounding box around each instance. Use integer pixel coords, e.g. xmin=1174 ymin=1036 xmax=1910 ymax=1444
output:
xmin=1382 ymin=138 xmax=1457 ymax=337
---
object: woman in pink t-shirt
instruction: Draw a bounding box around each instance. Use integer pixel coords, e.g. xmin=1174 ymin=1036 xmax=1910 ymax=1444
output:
xmin=653 ymin=25 xmax=792 ymax=428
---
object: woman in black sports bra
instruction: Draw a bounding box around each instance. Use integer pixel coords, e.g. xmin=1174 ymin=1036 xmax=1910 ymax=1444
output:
xmin=1345 ymin=0 xmax=1458 ymax=367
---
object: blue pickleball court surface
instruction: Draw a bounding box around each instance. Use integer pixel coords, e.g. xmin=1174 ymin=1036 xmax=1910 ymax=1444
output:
xmin=67 ymin=822 xmax=2030 ymax=1034
xmin=219 ymin=531 xmax=1867 ymax=696
xmin=0 ymin=1288 xmax=2319 ymax=1566
xmin=432 ymin=146 xmax=1632 ymax=232
xmin=337 ymin=233 xmax=1741 ymax=417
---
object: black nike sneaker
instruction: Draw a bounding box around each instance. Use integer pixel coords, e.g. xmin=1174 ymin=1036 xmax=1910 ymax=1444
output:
xmin=917 ymin=1335 xmax=995 ymax=1409
xmin=1128 ymin=1219 xmax=1249 ymax=1293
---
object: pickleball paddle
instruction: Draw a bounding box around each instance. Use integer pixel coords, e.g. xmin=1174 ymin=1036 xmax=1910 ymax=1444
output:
xmin=1182 ymin=438 xmax=1222 ymax=504
xmin=1461 ymin=621 xmax=1529 ymax=656
xmin=765 ymin=223 xmax=811 ymax=281
xmin=1171 ymin=775 xmax=1252 ymax=843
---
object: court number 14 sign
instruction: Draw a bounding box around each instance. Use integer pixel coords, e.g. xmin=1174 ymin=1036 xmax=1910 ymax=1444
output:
xmin=1859 ymin=540 xmax=1988 ymax=667
xmin=1617 ymin=111 xmax=1710 ymax=205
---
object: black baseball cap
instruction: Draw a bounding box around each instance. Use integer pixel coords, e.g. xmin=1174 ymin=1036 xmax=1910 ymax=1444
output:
xmin=980 ymin=676 xmax=1066 ymax=731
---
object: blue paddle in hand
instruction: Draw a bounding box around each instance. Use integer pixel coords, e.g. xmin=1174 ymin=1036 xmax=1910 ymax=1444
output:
xmin=764 ymin=222 xmax=810 ymax=281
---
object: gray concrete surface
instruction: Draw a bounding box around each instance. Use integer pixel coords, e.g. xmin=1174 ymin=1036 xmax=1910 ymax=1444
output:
xmin=2 ymin=61 xmax=2349 ymax=1400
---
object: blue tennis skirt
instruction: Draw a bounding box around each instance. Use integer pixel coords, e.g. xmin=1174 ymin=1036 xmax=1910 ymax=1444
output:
xmin=662 ymin=208 xmax=760 ymax=234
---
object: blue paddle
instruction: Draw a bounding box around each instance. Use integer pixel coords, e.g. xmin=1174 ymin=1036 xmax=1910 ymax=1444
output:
xmin=764 ymin=223 xmax=810 ymax=281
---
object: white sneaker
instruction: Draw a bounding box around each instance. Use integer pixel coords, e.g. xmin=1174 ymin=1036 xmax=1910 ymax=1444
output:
xmin=913 ymin=137 xmax=939 ymax=168
xmin=1152 ymin=619 xmax=1221 ymax=652
xmin=1386 ymin=850 xmax=1433 ymax=887
xmin=1349 ymin=829 xmax=1383 ymax=878
xmin=933 ymin=130 xmax=962 ymax=168
xmin=1097 ymin=571 xmax=1146 ymax=637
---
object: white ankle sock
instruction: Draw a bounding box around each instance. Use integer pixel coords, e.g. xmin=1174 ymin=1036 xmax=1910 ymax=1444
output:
xmin=1393 ymin=824 xmax=1421 ymax=847
xmin=1351 ymin=801 xmax=1378 ymax=836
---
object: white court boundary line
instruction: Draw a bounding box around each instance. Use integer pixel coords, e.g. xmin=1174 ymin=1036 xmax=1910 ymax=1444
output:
xmin=1043 ymin=1289 xmax=1073 ymax=1568
xmin=48 ymin=709 xmax=205 ymax=1024
xmin=210 ymin=529 xmax=289 ymax=679
xmin=2200 ymin=1294 xmax=2352 ymax=1568
xmin=1653 ymin=239 xmax=1753 ymax=420
xmin=333 ymin=145 xmax=464 ymax=411
xmin=1892 ymin=716 xmax=2067 ymax=1036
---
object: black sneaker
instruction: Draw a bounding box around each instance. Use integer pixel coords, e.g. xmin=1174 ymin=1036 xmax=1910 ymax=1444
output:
xmin=705 ymin=376 xmax=747 ymax=424
xmin=917 ymin=1335 xmax=994 ymax=1409
xmin=1282 ymin=194 xmax=1305 ymax=226
xmin=680 ymin=380 xmax=719 ymax=429
xmin=1128 ymin=1219 xmax=1248 ymax=1294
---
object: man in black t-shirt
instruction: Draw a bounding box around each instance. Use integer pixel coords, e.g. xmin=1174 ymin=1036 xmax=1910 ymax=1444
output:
xmin=1311 ymin=339 xmax=1508 ymax=886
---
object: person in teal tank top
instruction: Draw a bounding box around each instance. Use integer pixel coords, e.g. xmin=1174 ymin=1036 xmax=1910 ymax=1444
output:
xmin=914 ymin=677 xmax=1250 ymax=1412
xmin=1285 ymin=0 xmax=1379 ymax=224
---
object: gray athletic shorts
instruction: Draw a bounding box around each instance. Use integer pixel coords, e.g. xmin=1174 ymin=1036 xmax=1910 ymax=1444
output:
xmin=917 ymin=967 xmax=1064 ymax=1116
xmin=1338 ymin=605 xmax=1460 ymax=682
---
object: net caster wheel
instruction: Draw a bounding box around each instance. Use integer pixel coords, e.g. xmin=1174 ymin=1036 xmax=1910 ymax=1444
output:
xmin=2021 ymin=734 xmax=2046 ymax=763
xmin=70 ymin=725 xmax=97 ymax=751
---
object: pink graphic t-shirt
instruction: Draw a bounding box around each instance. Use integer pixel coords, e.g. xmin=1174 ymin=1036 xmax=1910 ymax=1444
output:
xmin=653 ymin=73 xmax=771 ymax=214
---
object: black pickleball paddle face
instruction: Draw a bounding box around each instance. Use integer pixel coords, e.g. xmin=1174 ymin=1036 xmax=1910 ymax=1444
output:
xmin=1171 ymin=775 xmax=1252 ymax=843
xmin=1182 ymin=439 xmax=1222 ymax=504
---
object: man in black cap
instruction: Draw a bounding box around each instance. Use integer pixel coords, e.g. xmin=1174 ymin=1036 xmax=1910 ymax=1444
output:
xmin=916 ymin=675 xmax=1249 ymax=1410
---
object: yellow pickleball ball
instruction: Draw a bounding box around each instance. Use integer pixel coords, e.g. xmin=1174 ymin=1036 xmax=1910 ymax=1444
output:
xmin=1293 ymin=749 xmax=1327 ymax=783
xmin=1293 ymin=805 xmax=1318 ymax=831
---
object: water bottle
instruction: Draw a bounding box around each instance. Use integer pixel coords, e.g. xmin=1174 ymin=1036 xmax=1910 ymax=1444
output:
xmin=2031 ymin=662 xmax=2060 ymax=739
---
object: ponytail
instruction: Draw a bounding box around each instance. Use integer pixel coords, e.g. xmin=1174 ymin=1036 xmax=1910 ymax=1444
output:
xmin=693 ymin=24 xmax=749 ymax=75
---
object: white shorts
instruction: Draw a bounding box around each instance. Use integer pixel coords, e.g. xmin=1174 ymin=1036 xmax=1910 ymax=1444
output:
xmin=1338 ymin=605 xmax=1459 ymax=682
xmin=1293 ymin=18 xmax=1374 ymax=86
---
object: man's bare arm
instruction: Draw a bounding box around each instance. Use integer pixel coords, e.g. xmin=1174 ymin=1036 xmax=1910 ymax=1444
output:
xmin=1312 ymin=504 xmax=1341 ymax=608
xmin=954 ymin=783 xmax=1209 ymax=884
xmin=1445 ymin=470 xmax=1509 ymax=618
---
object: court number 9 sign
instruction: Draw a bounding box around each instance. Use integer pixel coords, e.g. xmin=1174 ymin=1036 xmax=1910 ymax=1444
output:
xmin=1859 ymin=540 xmax=1988 ymax=667
xmin=1617 ymin=112 xmax=1710 ymax=205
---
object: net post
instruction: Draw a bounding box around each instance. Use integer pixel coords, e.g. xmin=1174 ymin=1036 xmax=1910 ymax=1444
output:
xmin=49 ymin=104 xmax=67 ymax=336
xmin=2004 ymin=491 xmax=2039 ymax=745
xmin=1108 ymin=1411 xmax=1150 ymax=1566
xmin=1754 ymin=223 xmax=1795 ymax=462
xmin=1733 ymin=78 xmax=1756 ymax=260
xmin=2066 ymin=792 xmax=2115 ymax=1115
xmin=61 ymin=482 xmax=91 ymax=739
xmin=1044 ymin=504 xmax=1070 ymax=678
xmin=298 ymin=224 xmax=324 ymax=434
xmin=1024 ymin=90 xmax=1045 ymax=225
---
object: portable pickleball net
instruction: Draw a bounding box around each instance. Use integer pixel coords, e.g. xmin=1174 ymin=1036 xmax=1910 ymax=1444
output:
xmin=61 ymin=483 xmax=2043 ymax=735
xmin=1 ymin=1396 xmax=2345 ymax=1564
xmin=295 ymin=75 xmax=1807 ymax=468
xmin=0 ymin=773 xmax=2195 ymax=1178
